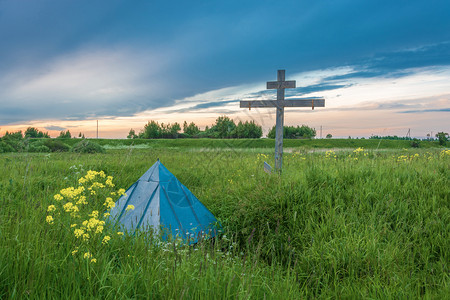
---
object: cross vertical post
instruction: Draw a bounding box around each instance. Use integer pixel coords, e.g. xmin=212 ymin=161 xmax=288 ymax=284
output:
xmin=240 ymin=70 xmax=325 ymax=174
xmin=275 ymin=70 xmax=285 ymax=172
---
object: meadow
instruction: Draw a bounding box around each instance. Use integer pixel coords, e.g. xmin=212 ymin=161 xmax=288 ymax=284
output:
xmin=0 ymin=141 xmax=448 ymax=299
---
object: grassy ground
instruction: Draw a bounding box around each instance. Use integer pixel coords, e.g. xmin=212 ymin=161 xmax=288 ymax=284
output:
xmin=0 ymin=144 xmax=448 ymax=299
xmin=37 ymin=137 xmax=442 ymax=150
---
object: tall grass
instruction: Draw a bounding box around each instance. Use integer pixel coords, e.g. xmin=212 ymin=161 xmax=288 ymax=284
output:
xmin=0 ymin=147 xmax=448 ymax=298
xmin=32 ymin=137 xmax=442 ymax=150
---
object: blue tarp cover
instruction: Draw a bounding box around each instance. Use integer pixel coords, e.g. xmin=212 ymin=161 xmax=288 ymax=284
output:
xmin=109 ymin=160 xmax=219 ymax=241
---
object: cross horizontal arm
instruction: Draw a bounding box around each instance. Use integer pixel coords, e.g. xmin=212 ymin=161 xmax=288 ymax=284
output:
xmin=240 ymin=98 xmax=325 ymax=108
xmin=267 ymin=80 xmax=296 ymax=89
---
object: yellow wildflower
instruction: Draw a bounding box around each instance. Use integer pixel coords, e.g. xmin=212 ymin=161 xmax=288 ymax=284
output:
xmin=63 ymin=202 xmax=79 ymax=213
xmin=117 ymin=232 xmax=124 ymax=236
xmin=76 ymin=196 xmax=87 ymax=205
xmin=47 ymin=205 xmax=56 ymax=212
xmin=91 ymin=258 xmax=97 ymax=263
xmin=74 ymin=228 xmax=84 ymax=238
xmin=118 ymin=188 xmax=126 ymax=196
xmin=84 ymin=252 xmax=91 ymax=259
xmin=85 ymin=170 xmax=99 ymax=181
xmin=103 ymin=212 xmax=110 ymax=218
xmin=54 ymin=194 xmax=63 ymax=201
xmin=126 ymin=205 xmax=135 ymax=211
xmin=106 ymin=176 xmax=114 ymax=187
xmin=91 ymin=182 xmax=105 ymax=189
xmin=104 ymin=197 xmax=115 ymax=209
xmin=46 ymin=215 xmax=54 ymax=224
xmin=89 ymin=210 xmax=99 ymax=218
xmin=102 ymin=235 xmax=111 ymax=245
xmin=82 ymin=233 xmax=90 ymax=241
xmin=70 ymin=224 xmax=77 ymax=228
xmin=72 ymin=248 xmax=78 ymax=256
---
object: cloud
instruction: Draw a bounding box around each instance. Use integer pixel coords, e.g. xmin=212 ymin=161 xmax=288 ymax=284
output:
xmin=1 ymin=1 xmax=449 ymax=131
xmin=44 ymin=125 xmax=66 ymax=131
xmin=0 ymin=47 xmax=174 ymax=124
xmin=399 ymin=108 xmax=450 ymax=114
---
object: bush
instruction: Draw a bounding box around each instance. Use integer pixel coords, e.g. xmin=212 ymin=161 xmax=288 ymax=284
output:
xmin=0 ymin=141 xmax=16 ymax=153
xmin=72 ymin=140 xmax=105 ymax=154
xmin=28 ymin=143 xmax=50 ymax=153
xmin=43 ymin=140 xmax=71 ymax=152
xmin=411 ymin=139 xmax=420 ymax=148
xmin=436 ymin=132 xmax=448 ymax=146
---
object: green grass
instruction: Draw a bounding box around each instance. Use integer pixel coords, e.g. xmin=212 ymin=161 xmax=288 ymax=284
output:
xmin=0 ymin=145 xmax=449 ymax=299
xmin=34 ymin=137 xmax=443 ymax=150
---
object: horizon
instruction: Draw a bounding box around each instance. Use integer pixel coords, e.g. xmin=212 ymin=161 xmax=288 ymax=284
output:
xmin=1 ymin=1 xmax=449 ymax=139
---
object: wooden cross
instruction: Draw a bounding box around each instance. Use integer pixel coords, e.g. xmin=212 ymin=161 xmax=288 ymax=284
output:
xmin=240 ymin=70 xmax=325 ymax=173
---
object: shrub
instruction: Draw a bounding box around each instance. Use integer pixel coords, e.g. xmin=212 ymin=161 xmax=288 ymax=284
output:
xmin=411 ymin=139 xmax=420 ymax=148
xmin=0 ymin=141 xmax=16 ymax=153
xmin=436 ymin=132 xmax=448 ymax=146
xmin=28 ymin=143 xmax=50 ymax=153
xmin=43 ymin=140 xmax=71 ymax=152
xmin=72 ymin=140 xmax=105 ymax=154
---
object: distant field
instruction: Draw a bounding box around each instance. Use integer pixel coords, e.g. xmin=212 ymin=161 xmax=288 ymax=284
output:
xmin=43 ymin=137 xmax=442 ymax=150
xmin=0 ymin=145 xmax=448 ymax=298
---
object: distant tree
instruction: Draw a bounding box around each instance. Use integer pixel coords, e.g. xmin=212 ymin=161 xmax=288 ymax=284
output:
xmin=24 ymin=127 xmax=49 ymax=138
xmin=142 ymin=121 xmax=160 ymax=139
xmin=436 ymin=132 xmax=449 ymax=146
xmin=169 ymin=122 xmax=181 ymax=138
xmin=140 ymin=121 xmax=182 ymax=139
xmin=78 ymin=132 xmax=82 ymax=138
xmin=210 ymin=116 xmax=236 ymax=138
xmin=326 ymin=133 xmax=332 ymax=139
xmin=4 ymin=131 xmax=23 ymax=140
xmin=58 ymin=130 xmax=71 ymax=139
xmin=183 ymin=121 xmax=200 ymax=136
xmin=233 ymin=120 xmax=262 ymax=138
xmin=25 ymin=127 xmax=39 ymax=138
xmin=267 ymin=125 xmax=316 ymax=139
xmin=127 ymin=129 xmax=138 ymax=139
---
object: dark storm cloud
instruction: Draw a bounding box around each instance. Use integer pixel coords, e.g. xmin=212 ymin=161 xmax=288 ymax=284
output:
xmin=0 ymin=0 xmax=449 ymax=124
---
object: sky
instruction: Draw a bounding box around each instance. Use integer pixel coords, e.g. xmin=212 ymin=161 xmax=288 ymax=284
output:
xmin=0 ymin=0 xmax=449 ymax=138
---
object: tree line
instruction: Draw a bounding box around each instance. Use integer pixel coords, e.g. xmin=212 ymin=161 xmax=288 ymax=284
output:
xmin=128 ymin=116 xmax=264 ymax=139
xmin=128 ymin=116 xmax=318 ymax=139
xmin=2 ymin=127 xmax=86 ymax=139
